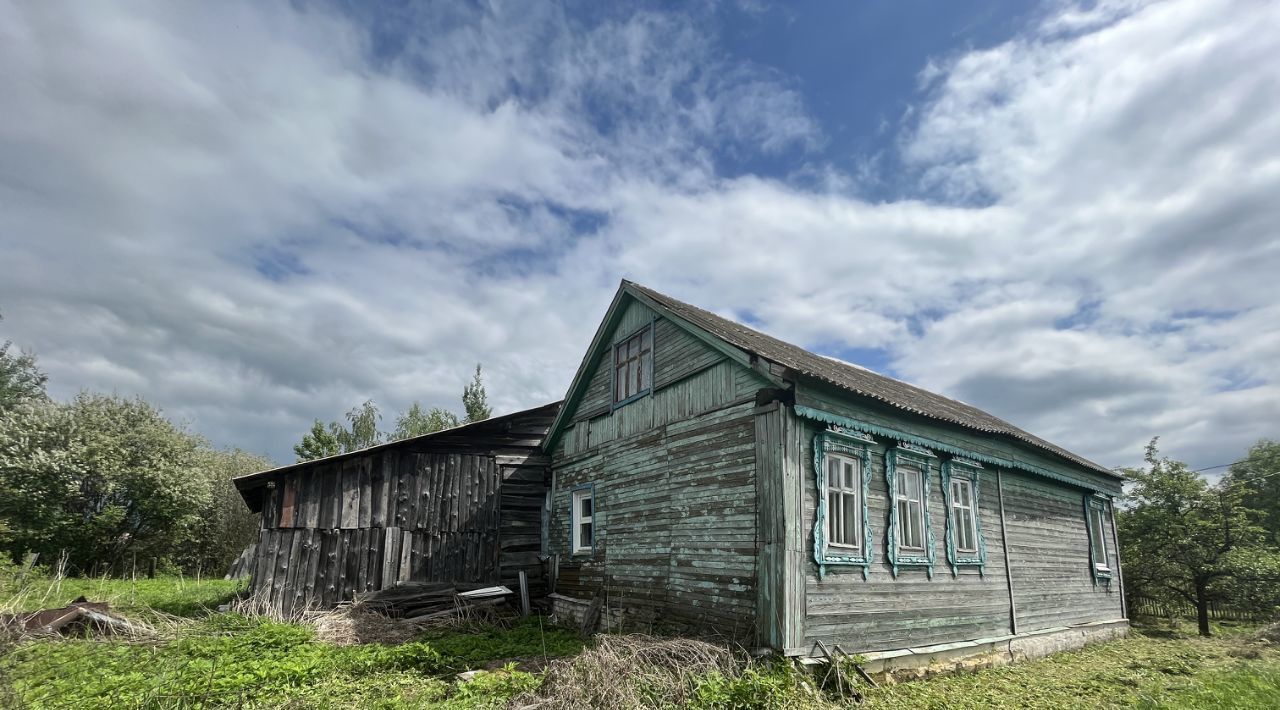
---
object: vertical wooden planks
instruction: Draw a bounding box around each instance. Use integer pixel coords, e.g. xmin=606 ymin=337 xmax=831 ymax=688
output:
xmin=381 ymin=527 xmax=400 ymax=589
xmin=371 ymin=454 xmax=386 ymax=528
xmin=358 ymin=458 xmax=373 ymax=528
xmin=319 ymin=530 xmax=338 ymax=607
xmin=341 ymin=460 xmax=360 ymax=529
xmin=399 ymin=529 xmax=413 ymax=583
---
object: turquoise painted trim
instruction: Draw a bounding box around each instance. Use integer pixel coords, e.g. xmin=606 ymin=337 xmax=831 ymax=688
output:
xmin=941 ymin=459 xmax=988 ymax=577
xmin=1085 ymin=494 xmax=1113 ymax=586
xmin=812 ymin=428 xmax=875 ymax=580
xmin=793 ymin=405 xmax=1118 ymax=494
xmin=885 ymin=445 xmax=937 ymax=579
xmin=610 ymin=319 xmax=655 ymax=410
xmin=570 ymin=483 xmax=597 ymax=558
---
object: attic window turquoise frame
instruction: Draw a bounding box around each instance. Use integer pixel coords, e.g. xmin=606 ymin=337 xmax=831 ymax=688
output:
xmin=1085 ymin=494 xmax=1113 ymax=585
xmin=941 ymin=458 xmax=987 ymax=577
xmin=812 ymin=427 xmax=875 ymax=579
xmin=886 ymin=442 xmax=937 ymax=578
xmin=611 ymin=322 xmax=654 ymax=408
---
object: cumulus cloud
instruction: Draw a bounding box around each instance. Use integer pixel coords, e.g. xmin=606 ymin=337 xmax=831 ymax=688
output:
xmin=1 ymin=0 xmax=1276 ymax=471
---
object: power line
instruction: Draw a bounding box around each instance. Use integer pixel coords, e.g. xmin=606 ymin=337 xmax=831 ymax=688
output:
xmin=1193 ymin=460 xmax=1248 ymax=473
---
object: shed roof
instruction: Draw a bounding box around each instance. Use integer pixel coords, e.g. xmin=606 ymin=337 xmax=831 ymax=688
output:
xmin=233 ymin=401 xmax=561 ymax=511
xmin=623 ymin=281 xmax=1116 ymax=478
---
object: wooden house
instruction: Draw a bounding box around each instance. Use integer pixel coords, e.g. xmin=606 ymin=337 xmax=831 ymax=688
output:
xmin=544 ymin=281 xmax=1126 ymax=663
xmin=233 ymin=402 xmax=559 ymax=615
xmin=237 ymin=279 xmax=1126 ymax=667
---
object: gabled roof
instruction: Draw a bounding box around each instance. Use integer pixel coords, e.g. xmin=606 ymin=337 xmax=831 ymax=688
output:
xmin=548 ymin=280 xmax=1116 ymax=478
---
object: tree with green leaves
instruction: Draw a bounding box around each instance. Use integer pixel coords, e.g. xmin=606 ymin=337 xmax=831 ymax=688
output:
xmin=293 ymin=420 xmax=342 ymax=462
xmin=337 ymin=399 xmax=382 ymax=452
xmin=462 ymin=363 xmax=491 ymax=423
xmin=0 ymin=313 xmax=48 ymax=412
xmin=0 ymin=393 xmax=211 ymax=573
xmin=1227 ymin=440 xmax=1280 ymax=544
xmin=1118 ymin=438 xmax=1278 ymax=636
xmin=392 ymin=402 xmax=460 ymax=440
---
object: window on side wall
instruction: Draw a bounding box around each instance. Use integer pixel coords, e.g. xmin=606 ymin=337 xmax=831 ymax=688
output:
xmin=895 ymin=463 xmax=926 ymax=550
xmin=571 ymin=487 xmax=594 ymax=555
xmin=826 ymin=453 xmax=863 ymax=551
xmin=950 ymin=477 xmax=978 ymax=553
xmin=613 ymin=326 xmax=652 ymax=404
xmin=1088 ymin=498 xmax=1111 ymax=575
xmin=279 ymin=479 xmax=296 ymax=528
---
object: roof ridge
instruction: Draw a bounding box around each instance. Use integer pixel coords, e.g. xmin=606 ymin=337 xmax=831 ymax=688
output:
xmin=624 ymin=281 xmax=1115 ymax=477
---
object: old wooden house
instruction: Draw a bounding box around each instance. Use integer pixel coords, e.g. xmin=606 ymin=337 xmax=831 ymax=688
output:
xmin=233 ymin=402 xmax=559 ymax=615
xmin=237 ymin=279 xmax=1126 ymax=667
xmin=544 ymin=281 xmax=1126 ymax=663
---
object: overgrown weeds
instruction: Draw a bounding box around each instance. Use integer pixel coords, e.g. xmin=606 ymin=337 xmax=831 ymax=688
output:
xmin=516 ymin=634 xmax=824 ymax=710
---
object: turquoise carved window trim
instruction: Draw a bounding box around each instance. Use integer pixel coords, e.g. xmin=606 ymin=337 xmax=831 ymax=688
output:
xmin=941 ymin=458 xmax=987 ymax=577
xmin=812 ymin=427 xmax=875 ymax=580
xmin=885 ymin=443 xmax=937 ymax=578
xmin=1085 ymin=494 xmax=1113 ymax=586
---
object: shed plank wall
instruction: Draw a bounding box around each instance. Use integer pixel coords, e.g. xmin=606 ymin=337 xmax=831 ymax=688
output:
xmin=246 ymin=402 xmax=556 ymax=615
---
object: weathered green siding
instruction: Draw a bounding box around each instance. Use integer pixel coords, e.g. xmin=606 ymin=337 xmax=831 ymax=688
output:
xmin=549 ymin=300 xmax=770 ymax=639
xmin=797 ymin=419 xmax=1013 ymax=652
xmin=790 ymin=381 xmax=1124 ymax=654
xmin=1003 ymin=470 xmax=1123 ymax=631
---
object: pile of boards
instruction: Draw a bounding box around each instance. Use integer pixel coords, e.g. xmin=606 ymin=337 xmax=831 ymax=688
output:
xmin=1 ymin=597 xmax=154 ymax=638
xmin=353 ymin=581 xmax=513 ymax=623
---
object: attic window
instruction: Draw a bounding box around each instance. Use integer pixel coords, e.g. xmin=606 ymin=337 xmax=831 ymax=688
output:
xmin=613 ymin=326 xmax=652 ymax=404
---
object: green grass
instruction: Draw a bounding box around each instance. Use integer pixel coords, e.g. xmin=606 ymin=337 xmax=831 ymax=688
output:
xmin=0 ymin=572 xmax=243 ymax=619
xmin=4 ymin=572 xmax=1278 ymax=710
xmin=860 ymin=620 xmax=1280 ymax=710
xmin=1 ymin=611 xmax=581 ymax=709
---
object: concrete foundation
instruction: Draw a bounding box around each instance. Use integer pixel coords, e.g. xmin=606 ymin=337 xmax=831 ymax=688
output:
xmin=805 ymin=618 xmax=1129 ymax=683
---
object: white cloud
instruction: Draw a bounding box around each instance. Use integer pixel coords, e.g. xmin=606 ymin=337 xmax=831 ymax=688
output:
xmin=1 ymin=0 xmax=1276 ymax=472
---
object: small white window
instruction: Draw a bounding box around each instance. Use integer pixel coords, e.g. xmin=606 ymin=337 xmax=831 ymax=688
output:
xmin=950 ymin=477 xmax=978 ymax=553
xmin=1089 ymin=503 xmax=1110 ymax=572
xmin=825 ymin=454 xmax=862 ymax=550
xmin=571 ymin=488 xmax=594 ymax=554
xmin=895 ymin=464 xmax=926 ymax=550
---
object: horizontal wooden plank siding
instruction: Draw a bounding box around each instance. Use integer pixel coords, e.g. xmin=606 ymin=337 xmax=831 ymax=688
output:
xmin=798 ymin=415 xmax=1012 ymax=653
xmin=243 ymin=404 xmax=558 ymax=613
xmin=793 ymin=381 xmax=1124 ymax=655
xmin=550 ymin=338 xmax=771 ymax=640
xmin=1003 ymin=470 xmax=1123 ymax=631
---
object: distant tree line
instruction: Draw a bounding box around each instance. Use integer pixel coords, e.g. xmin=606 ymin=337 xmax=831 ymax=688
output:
xmin=0 ymin=317 xmax=270 ymax=576
xmin=292 ymin=364 xmax=492 ymax=462
xmin=1119 ymin=438 xmax=1280 ymax=636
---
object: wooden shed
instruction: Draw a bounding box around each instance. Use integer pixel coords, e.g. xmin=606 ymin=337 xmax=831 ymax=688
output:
xmin=233 ymin=402 xmax=559 ymax=615
xmin=543 ymin=281 xmax=1127 ymax=664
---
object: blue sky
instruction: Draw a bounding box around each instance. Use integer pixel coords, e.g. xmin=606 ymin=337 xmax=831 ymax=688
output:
xmin=1 ymin=0 xmax=1277 ymax=470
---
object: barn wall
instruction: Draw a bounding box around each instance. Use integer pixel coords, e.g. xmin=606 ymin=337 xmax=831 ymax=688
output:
xmin=790 ymin=383 xmax=1124 ymax=655
xmin=244 ymin=406 xmax=557 ymax=615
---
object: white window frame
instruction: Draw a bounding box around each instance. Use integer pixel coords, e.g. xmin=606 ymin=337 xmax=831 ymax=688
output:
xmin=571 ymin=486 xmax=594 ymax=555
xmin=1089 ymin=502 xmax=1110 ymax=573
xmin=950 ymin=477 xmax=979 ymax=553
xmin=895 ymin=463 xmax=927 ymax=551
xmin=825 ymin=453 xmax=863 ymax=551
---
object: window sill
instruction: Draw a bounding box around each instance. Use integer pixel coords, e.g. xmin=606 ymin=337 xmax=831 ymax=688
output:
xmin=611 ymin=389 xmax=651 ymax=410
